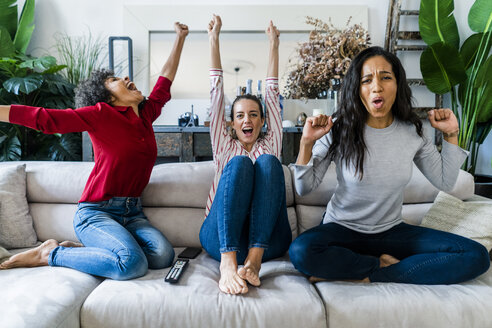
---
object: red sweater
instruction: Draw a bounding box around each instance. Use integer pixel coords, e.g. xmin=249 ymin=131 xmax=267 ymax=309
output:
xmin=9 ymin=76 xmax=172 ymax=203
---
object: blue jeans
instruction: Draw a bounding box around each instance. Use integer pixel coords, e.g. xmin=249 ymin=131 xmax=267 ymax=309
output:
xmin=289 ymin=222 xmax=490 ymax=284
xmin=200 ymin=154 xmax=292 ymax=264
xmin=48 ymin=197 xmax=174 ymax=280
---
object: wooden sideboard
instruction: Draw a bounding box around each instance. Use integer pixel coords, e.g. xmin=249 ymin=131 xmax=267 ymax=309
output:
xmin=82 ymin=126 xmax=303 ymax=165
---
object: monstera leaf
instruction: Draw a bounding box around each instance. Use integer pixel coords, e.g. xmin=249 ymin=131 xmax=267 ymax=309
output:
xmin=419 ymin=0 xmax=460 ymax=48
xmin=3 ymin=75 xmax=43 ymax=95
xmin=420 ymin=42 xmax=467 ymax=94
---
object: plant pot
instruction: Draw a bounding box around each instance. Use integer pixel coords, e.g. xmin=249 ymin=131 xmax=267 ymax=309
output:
xmin=474 ymin=175 xmax=492 ymax=199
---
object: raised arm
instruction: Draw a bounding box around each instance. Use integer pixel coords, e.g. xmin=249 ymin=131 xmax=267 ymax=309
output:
xmin=209 ymin=15 xmax=222 ymax=69
xmin=160 ymin=22 xmax=189 ymax=81
xmin=296 ymin=114 xmax=333 ymax=164
xmin=0 ymin=105 xmax=10 ymax=123
xmin=266 ymin=20 xmax=279 ymax=78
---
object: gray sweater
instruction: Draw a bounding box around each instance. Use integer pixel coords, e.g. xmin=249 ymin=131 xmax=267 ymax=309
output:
xmin=292 ymin=119 xmax=468 ymax=233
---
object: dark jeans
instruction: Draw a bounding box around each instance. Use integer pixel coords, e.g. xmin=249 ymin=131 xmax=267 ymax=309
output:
xmin=49 ymin=197 xmax=174 ymax=280
xmin=289 ymin=221 xmax=490 ymax=284
xmin=199 ymin=154 xmax=292 ymax=264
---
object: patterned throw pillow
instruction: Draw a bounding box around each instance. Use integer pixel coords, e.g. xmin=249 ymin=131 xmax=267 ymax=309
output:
xmin=421 ymin=191 xmax=492 ymax=251
xmin=0 ymin=164 xmax=38 ymax=248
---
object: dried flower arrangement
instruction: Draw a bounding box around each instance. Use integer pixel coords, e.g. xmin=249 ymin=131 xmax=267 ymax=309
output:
xmin=283 ymin=17 xmax=371 ymax=99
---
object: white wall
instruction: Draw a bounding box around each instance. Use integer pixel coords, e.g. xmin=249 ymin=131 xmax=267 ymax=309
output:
xmin=23 ymin=0 xmax=491 ymax=175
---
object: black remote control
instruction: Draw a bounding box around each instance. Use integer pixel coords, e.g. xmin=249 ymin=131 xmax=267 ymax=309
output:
xmin=165 ymin=259 xmax=189 ymax=283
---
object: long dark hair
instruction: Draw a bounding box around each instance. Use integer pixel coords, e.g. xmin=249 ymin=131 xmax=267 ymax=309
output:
xmin=328 ymin=46 xmax=423 ymax=179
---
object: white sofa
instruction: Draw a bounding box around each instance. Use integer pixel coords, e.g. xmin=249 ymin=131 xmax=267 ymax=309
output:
xmin=0 ymin=160 xmax=491 ymax=328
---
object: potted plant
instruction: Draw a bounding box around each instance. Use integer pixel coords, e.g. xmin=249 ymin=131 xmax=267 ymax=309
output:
xmin=419 ymin=0 xmax=491 ymax=178
xmin=284 ymin=17 xmax=370 ymax=100
xmin=0 ymin=0 xmax=80 ymax=161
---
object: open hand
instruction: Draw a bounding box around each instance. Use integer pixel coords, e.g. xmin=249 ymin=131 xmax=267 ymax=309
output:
xmin=301 ymin=114 xmax=333 ymax=144
xmin=266 ymin=20 xmax=279 ymax=46
xmin=208 ymin=14 xmax=222 ymax=38
xmin=174 ymin=22 xmax=189 ymax=38
xmin=428 ymin=108 xmax=459 ymax=136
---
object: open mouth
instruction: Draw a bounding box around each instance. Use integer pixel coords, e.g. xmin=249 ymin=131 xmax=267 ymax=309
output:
xmin=127 ymin=81 xmax=137 ymax=91
xmin=372 ymin=97 xmax=384 ymax=109
xmin=242 ymin=128 xmax=254 ymax=137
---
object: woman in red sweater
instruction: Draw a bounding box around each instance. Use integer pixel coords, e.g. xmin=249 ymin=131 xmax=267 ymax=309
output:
xmin=0 ymin=23 xmax=188 ymax=280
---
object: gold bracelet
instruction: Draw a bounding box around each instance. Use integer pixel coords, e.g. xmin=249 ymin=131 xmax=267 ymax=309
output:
xmin=443 ymin=130 xmax=459 ymax=138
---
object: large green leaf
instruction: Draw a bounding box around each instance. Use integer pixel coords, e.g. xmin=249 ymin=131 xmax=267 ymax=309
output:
xmin=0 ymin=0 xmax=17 ymax=40
xmin=19 ymin=56 xmax=57 ymax=71
xmin=13 ymin=0 xmax=35 ymax=54
xmin=475 ymin=56 xmax=492 ymax=123
xmin=48 ymin=132 xmax=81 ymax=161
xmin=468 ymin=0 xmax=492 ymax=33
xmin=460 ymin=33 xmax=492 ymax=70
xmin=419 ymin=0 xmax=460 ymax=48
xmin=0 ymin=27 xmax=15 ymax=57
xmin=0 ymin=57 xmax=17 ymax=76
xmin=3 ymin=75 xmax=43 ymax=95
xmin=0 ymin=124 xmax=21 ymax=161
xmin=420 ymin=42 xmax=467 ymax=94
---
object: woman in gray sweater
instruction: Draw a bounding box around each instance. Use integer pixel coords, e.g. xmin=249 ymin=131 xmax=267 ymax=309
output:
xmin=289 ymin=46 xmax=490 ymax=284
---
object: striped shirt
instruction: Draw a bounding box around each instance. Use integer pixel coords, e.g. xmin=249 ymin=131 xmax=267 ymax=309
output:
xmin=205 ymin=69 xmax=283 ymax=216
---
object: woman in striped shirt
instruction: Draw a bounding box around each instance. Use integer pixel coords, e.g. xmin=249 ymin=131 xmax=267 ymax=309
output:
xmin=199 ymin=15 xmax=292 ymax=295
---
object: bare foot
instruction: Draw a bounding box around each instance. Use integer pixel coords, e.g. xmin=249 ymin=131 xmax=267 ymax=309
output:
xmin=59 ymin=241 xmax=83 ymax=248
xmin=219 ymin=252 xmax=248 ymax=295
xmin=237 ymin=247 xmax=263 ymax=287
xmin=0 ymin=239 xmax=59 ymax=269
xmin=379 ymin=254 xmax=400 ymax=268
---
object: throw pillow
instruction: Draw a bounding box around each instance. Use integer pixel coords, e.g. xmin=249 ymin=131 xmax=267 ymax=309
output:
xmin=0 ymin=165 xmax=38 ymax=248
xmin=421 ymin=191 xmax=492 ymax=251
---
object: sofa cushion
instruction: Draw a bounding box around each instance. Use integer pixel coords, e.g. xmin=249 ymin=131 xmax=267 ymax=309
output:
xmin=314 ymin=267 xmax=492 ymax=328
xmin=142 ymin=161 xmax=295 ymax=208
xmin=146 ymin=206 xmax=298 ymax=247
xmin=80 ymin=252 xmax=326 ymax=328
xmin=0 ymin=164 xmax=38 ymax=248
xmin=24 ymin=161 xmax=92 ymax=204
xmin=0 ymin=246 xmax=10 ymax=264
xmin=421 ymin=191 xmax=492 ymax=251
xmin=292 ymin=163 xmax=475 ymax=207
xmin=29 ymin=203 xmax=79 ymax=243
xmin=0 ymin=261 xmax=101 ymax=328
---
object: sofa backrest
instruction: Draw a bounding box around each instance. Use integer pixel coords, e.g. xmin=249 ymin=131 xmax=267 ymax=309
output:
xmin=291 ymin=162 xmax=475 ymax=233
xmin=0 ymin=161 xmax=297 ymax=248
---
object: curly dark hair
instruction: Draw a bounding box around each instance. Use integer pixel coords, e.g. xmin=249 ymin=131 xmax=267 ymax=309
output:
xmin=74 ymin=69 xmax=114 ymax=108
xmin=328 ymin=46 xmax=423 ymax=179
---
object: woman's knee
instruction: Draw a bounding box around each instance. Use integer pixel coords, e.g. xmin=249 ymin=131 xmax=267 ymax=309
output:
xmin=463 ymin=242 xmax=491 ymax=278
xmin=256 ymin=154 xmax=281 ymax=170
xmin=112 ymin=250 xmax=149 ymax=281
xmin=227 ymin=155 xmax=254 ymax=172
xmin=146 ymin=240 xmax=175 ymax=269
xmin=288 ymin=235 xmax=313 ymax=271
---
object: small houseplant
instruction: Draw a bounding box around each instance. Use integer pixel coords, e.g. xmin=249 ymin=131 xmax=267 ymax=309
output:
xmin=419 ymin=0 xmax=491 ymax=175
